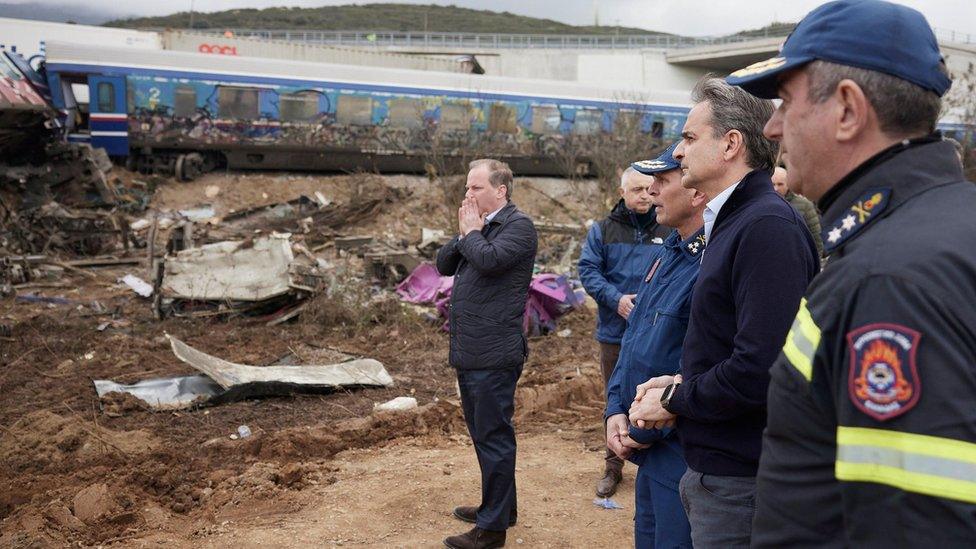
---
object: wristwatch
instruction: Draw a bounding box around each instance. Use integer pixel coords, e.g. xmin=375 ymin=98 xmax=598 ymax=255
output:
xmin=660 ymin=383 xmax=681 ymax=413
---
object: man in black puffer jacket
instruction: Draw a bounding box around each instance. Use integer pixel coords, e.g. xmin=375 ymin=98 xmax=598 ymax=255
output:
xmin=437 ymin=159 xmax=538 ymax=549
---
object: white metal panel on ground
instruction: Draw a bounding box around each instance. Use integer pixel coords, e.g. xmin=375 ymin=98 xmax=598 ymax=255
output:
xmin=167 ymin=334 xmax=395 ymax=390
xmin=161 ymin=234 xmax=295 ymax=301
xmin=0 ymin=18 xmax=160 ymax=60
xmin=43 ymin=40 xmax=691 ymax=108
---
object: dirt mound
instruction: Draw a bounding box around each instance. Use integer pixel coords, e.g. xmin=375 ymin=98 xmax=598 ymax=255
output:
xmin=1 ymin=410 xmax=160 ymax=473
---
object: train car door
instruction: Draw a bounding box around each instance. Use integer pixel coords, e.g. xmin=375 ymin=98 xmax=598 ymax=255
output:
xmin=87 ymin=75 xmax=129 ymax=156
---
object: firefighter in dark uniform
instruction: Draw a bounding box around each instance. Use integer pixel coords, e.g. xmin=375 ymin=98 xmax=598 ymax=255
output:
xmin=727 ymin=1 xmax=976 ymax=546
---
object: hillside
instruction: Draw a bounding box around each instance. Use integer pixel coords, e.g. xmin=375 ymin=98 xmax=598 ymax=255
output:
xmin=104 ymin=3 xmax=670 ymax=35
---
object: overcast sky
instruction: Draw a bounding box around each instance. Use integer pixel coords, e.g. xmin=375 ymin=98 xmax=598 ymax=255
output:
xmin=12 ymin=0 xmax=976 ymax=38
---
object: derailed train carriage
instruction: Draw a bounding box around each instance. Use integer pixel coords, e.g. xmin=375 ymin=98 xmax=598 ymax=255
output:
xmin=40 ymin=41 xmax=693 ymax=179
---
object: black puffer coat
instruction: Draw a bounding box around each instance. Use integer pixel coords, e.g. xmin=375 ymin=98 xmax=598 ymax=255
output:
xmin=436 ymin=202 xmax=538 ymax=370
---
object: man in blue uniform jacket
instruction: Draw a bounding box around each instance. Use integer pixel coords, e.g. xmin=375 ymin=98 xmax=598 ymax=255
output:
xmin=579 ymin=166 xmax=670 ymax=497
xmin=605 ymin=142 xmax=705 ymax=549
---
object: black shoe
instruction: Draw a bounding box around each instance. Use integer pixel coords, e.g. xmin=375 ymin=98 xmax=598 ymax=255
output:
xmin=444 ymin=526 xmax=506 ymax=549
xmin=595 ymin=468 xmax=623 ymax=498
xmin=452 ymin=505 xmax=517 ymax=527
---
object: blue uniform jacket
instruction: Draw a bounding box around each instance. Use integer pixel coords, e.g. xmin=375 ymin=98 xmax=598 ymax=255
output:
xmin=605 ymin=228 xmax=705 ymax=487
xmin=578 ymin=200 xmax=670 ymax=344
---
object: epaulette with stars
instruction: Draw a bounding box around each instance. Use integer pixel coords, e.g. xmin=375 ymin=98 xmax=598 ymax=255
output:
xmin=686 ymin=233 xmax=707 ymax=256
xmin=822 ymin=188 xmax=891 ymax=254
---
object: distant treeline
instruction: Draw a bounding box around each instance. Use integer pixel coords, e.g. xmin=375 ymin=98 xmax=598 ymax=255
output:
xmin=103 ymin=3 xmax=672 ymax=35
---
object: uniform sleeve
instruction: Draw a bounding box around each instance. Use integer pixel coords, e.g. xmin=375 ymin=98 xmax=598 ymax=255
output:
xmin=456 ymin=216 xmax=538 ymax=276
xmin=818 ymin=275 xmax=976 ymax=544
xmin=604 ymin=348 xmax=627 ymax=420
xmin=667 ymin=216 xmax=817 ymax=421
xmin=578 ymin=223 xmax=623 ymax=310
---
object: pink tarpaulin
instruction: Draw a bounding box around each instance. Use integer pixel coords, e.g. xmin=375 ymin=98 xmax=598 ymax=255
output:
xmin=396 ymin=263 xmax=583 ymax=335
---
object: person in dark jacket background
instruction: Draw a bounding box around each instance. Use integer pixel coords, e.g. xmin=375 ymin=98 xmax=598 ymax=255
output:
xmin=628 ymin=77 xmax=818 ymax=548
xmin=578 ymin=166 xmax=670 ymax=497
xmin=436 ymin=158 xmax=538 ymax=549
xmin=773 ymin=166 xmax=823 ymax=256
xmin=605 ymin=142 xmax=705 ymax=549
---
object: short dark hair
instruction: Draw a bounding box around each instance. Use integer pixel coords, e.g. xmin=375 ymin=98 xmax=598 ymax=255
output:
xmin=691 ymin=76 xmax=777 ymax=171
xmin=806 ymin=60 xmax=944 ymax=138
xmin=469 ymin=158 xmax=514 ymax=200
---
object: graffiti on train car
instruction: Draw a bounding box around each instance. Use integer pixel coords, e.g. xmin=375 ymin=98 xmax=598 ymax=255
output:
xmin=123 ymin=74 xmax=686 ymax=175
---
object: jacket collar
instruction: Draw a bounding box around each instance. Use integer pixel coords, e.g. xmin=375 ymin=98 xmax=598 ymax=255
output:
xmin=609 ymin=198 xmax=659 ymax=229
xmin=818 ymin=136 xmax=962 ymax=255
xmin=669 ymin=227 xmax=707 ymax=260
xmin=485 ymin=201 xmax=518 ymax=228
xmin=712 ymin=168 xmax=774 ymax=232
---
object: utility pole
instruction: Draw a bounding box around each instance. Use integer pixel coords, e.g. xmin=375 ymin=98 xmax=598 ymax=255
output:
xmin=189 ymin=0 xmax=195 ymax=28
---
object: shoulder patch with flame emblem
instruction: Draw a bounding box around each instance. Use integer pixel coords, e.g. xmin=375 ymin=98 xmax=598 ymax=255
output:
xmin=846 ymin=323 xmax=921 ymax=421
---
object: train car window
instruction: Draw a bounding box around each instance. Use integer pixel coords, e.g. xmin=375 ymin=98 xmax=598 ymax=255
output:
xmin=337 ymin=95 xmax=373 ymax=126
xmin=531 ymin=106 xmax=560 ymax=134
xmin=97 ymin=82 xmax=115 ymax=113
xmin=218 ymin=87 xmax=259 ymax=120
xmin=389 ymin=98 xmax=424 ymax=129
xmin=440 ymin=104 xmax=471 ymax=131
xmin=651 ymin=120 xmax=664 ymax=138
xmin=280 ymin=91 xmax=319 ymax=123
xmin=573 ymin=109 xmax=602 ymax=135
xmin=488 ymin=104 xmax=517 ymax=134
xmin=173 ymin=86 xmax=197 ymax=118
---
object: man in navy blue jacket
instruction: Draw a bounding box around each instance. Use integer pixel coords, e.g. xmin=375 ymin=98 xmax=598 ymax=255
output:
xmin=606 ymin=141 xmax=705 ymax=549
xmin=629 ymin=77 xmax=819 ymax=548
xmin=579 ymin=166 xmax=670 ymax=497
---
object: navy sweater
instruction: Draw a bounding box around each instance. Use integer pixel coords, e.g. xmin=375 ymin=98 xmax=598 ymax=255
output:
xmin=667 ymin=169 xmax=819 ymax=476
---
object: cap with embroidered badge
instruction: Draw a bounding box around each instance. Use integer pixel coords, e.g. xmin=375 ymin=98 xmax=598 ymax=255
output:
xmin=631 ymin=140 xmax=681 ymax=175
xmin=726 ymin=0 xmax=952 ymax=99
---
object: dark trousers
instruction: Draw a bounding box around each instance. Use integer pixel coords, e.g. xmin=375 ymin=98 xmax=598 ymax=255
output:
xmin=635 ymin=463 xmax=693 ymax=549
xmin=678 ymin=468 xmax=756 ymax=548
xmin=457 ymin=365 xmax=522 ymax=532
xmin=600 ymin=342 xmax=624 ymax=472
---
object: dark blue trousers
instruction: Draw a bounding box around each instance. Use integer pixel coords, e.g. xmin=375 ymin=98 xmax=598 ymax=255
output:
xmin=635 ymin=463 xmax=693 ymax=549
xmin=456 ymin=365 xmax=522 ymax=532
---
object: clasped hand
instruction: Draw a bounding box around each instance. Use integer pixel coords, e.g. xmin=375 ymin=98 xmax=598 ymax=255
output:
xmin=628 ymin=374 xmax=682 ymax=430
xmin=458 ymin=198 xmax=485 ymax=236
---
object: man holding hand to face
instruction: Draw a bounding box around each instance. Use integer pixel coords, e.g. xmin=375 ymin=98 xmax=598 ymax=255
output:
xmin=437 ymin=159 xmax=538 ymax=549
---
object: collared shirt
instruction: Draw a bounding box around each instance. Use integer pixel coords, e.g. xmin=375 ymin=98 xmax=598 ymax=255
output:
xmin=703 ymin=182 xmax=740 ymax=244
xmin=484 ymin=203 xmax=506 ymax=224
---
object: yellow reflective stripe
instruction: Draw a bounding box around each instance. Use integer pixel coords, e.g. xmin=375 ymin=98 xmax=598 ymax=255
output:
xmin=838 ymin=426 xmax=976 ymax=464
xmin=781 ymin=298 xmax=820 ymax=381
xmin=836 ymin=426 xmax=976 ymax=504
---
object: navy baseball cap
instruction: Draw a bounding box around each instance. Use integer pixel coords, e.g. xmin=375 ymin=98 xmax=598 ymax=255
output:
xmin=631 ymin=141 xmax=680 ymax=175
xmin=727 ymin=0 xmax=952 ymax=99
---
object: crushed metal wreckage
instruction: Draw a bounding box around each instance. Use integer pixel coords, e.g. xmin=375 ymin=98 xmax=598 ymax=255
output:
xmin=153 ymin=233 xmax=330 ymax=321
xmin=93 ymin=334 xmax=393 ymax=410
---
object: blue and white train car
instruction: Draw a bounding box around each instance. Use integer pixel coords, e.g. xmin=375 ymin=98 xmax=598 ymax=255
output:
xmin=42 ymin=41 xmax=692 ymax=178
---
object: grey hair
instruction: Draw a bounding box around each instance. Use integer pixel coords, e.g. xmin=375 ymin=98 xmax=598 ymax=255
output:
xmin=692 ymin=76 xmax=777 ymax=171
xmin=620 ymin=166 xmax=639 ymax=188
xmin=469 ymin=158 xmax=514 ymax=200
xmin=806 ymin=60 xmax=943 ymax=138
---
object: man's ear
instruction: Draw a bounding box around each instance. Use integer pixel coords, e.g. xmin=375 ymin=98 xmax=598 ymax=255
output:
xmin=834 ymin=79 xmax=871 ymax=142
xmin=723 ymin=129 xmax=745 ymax=161
xmin=690 ymin=190 xmax=708 ymax=208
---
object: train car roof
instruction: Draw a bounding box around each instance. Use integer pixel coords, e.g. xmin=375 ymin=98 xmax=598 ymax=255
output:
xmin=43 ymin=41 xmax=691 ymax=110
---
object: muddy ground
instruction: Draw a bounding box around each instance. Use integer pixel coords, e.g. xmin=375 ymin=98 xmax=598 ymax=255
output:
xmin=0 ymin=170 xmax=638 ymax=547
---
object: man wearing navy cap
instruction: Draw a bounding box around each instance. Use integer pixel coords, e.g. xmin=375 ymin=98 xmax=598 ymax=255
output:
xmin=727 ymin=0 xmax=976 ymax=545
xmin=604 ymin=141 xmax=703 ymax=549
xmin=579 ymin=162 xmax=670 ymax=498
